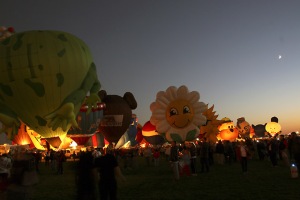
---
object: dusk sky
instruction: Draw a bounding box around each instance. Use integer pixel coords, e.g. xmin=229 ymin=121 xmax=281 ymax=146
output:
xmin=1 ymin=0 xmax=300 ymax=134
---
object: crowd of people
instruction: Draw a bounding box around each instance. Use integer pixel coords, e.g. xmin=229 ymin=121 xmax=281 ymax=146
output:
xmin=0 ymin=147 xmax=72 ymax=191
xmin=1 ymin=131 xmax=300 ymax=199
xmin=127 ymin=131 xmax=300 ymax=181
xmin=76 ymin=146 xmax=126 ymax=200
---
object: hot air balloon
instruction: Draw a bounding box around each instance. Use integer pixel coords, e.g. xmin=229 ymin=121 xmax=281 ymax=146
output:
xmin=266 ymin=116 xmax=281 ymax=137
xmin=98 ymin=90 xmax=137 ymax=144
xmin=12 ymin=123 xmax=33 ymax=147
xmin=0 ymin=30 xmax=101 ymax=141
xmin=142 ymin=121 xmax=165 ymax=145
xmin=252 ymin=124 xmax=267 ymax=138
xmin=200 ymin=104 xmax=223 ymax=143
xmin=67 ymin=102 xmax=105 ymax=146
xmin=126 ymin=114 xmax=139 ymax=147
xmin=217 ymin=118 xmax=239 ymax=142
xmin=135 ymin=123 xmax=143 ymax=144
xmin=236 ymin=117 xmax=251 ymax=139
xmin=150 ymin=85 xmax=207 ymax=142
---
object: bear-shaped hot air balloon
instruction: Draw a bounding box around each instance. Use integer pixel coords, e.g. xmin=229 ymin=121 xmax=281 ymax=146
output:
xmin=0 ymin=30 xmax=101 ymax=140
xmin=98 ymin=90 xmax=137 ymax=144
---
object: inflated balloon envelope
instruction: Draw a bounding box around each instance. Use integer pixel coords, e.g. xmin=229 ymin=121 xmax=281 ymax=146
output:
xmin=126 ymin=114 xmax=139 ymax=147
xmin=200 ymin=104 xmax=223 ymax=143
xmin=252 ymin=124 xmax=266 ymax=138
xmin=98 ymin=90 xmax=137 ymax=144
xmin=236 ymin=117 xmax=251 ymax=139
xmin=0 ymin=29 xmax=101 ymax=140
xmin=142 ymin=121 xmax=165 ymax=145
xmin=150 ymin=85 xmax=207 ymax=142
xmin=67 ymin=102 xmax=104 ymax=146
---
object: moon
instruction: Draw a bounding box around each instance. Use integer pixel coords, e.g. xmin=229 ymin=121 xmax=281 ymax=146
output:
xmin=278 ymin=55 xmax=282 ymax=59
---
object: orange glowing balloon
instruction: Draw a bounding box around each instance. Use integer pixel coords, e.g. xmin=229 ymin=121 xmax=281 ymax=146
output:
xmin=218 ymin=128 xmax=239 ymax=142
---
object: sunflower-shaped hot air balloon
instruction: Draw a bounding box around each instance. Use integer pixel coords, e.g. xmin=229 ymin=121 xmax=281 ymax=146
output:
xmin=150 ymin=85 xmax=207 ymax=142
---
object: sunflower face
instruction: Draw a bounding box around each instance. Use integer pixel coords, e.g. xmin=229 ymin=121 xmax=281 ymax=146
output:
xmin=150 ymin=85 xmax=207 ymax=142
xmin=166 ymin=99 xmax=194 ymax=129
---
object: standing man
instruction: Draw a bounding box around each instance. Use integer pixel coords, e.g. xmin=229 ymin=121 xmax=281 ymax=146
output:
xmin=94 ymin=148 xmax=126 ymax=200
xmin=215 ymin=140 xmax=225 ymax=164
xmin=170 ymin=141 xmax=180 ymax=181
xmin=57 ymin=150 xmax=66 ymax=174
xmin=289 ymin=132 xmax=300 ymax=168
xmin=200 ymin=137 xmax=210 ymax=173
xmin=189 ymin=142 xmax=197 ymax=176
xmin=239 ymin=140 xmax=249 ymax=173
xmin=268 ymin=138 xmax=279 ymax=167
xmin=279 ymin=135 xmax=289 ymax=166
xmin=143 ymin=144 xmax=152 ymax=167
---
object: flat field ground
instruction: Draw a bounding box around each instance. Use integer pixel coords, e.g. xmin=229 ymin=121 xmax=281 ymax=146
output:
xmin=2 ymin=155 xmax=300 ymax=200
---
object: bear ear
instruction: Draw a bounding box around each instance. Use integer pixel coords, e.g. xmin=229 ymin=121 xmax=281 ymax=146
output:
xmin=98 ymin=90 xmax=107 ymax=100
xmin=123 ymin=92 xmax=137 ymax=109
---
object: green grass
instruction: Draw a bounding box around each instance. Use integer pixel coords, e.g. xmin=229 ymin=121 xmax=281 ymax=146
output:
xmin=4 ymin=156 xmax=300 ymax=200
xmin=119 ymin=157 xmax=300 ymax=200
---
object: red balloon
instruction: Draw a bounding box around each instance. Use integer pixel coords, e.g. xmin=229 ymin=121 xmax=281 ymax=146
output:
xmin=135 ymin=124 xmax=143 ymax=143
xmin=142 ymin=121 xmax=165 ymax=145
xmin=7 ymin=27 xmax=15 ymax=33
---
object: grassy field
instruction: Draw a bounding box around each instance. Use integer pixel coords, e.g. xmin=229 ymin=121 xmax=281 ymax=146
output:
xmin=3 ymin=155 xmax=300 ymax=200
